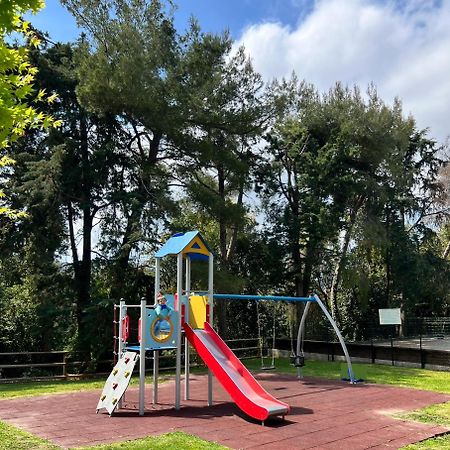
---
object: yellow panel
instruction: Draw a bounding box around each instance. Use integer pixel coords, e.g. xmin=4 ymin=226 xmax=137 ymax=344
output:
xmin=183 ymin=236 xmax=210 ymax=257
xmin=189 ymin=295 xmax=207 ymax=329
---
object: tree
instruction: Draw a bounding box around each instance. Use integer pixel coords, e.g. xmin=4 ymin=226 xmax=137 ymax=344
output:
xmin=261 ymin=80 xmax=444 ymax=327
xmin=0 ymin=0 xmax=60 ymax=217
xmin=437 ymin=162 xmax=450 ymax=259
xmin=60 ymin=0 xmax=192 ymax=303
xmin=174 ymin=35 xmax=270 ymax=336
xmin=62 ymin=0 xmax=271 ymax=335
xmin=171 ymin=202 xmax=287 ymax=340
xmin=3 ymin=42 xmax=129 ymax=356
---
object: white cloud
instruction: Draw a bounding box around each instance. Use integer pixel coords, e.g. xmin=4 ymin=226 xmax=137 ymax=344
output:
xmin=235 ymin=0 xmax=450 ymax=143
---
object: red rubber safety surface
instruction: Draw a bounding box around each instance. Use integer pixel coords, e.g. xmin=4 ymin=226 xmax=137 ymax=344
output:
xmin=0 ymin=374 xmax=448 ymax=449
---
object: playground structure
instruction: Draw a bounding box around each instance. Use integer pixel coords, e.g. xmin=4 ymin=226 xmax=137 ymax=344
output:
xmin=98 ymin=231 xmax=355 ymax=423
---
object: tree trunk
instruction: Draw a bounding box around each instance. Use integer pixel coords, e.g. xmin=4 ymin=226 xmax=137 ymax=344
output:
xmin=77 ymin=204 xmax=92 ymax=345
xmin=110 ymin=130 xmax=161 ymax=301
xmin=215 ymin=162 xmax=228 ymax=337
xmin=110 ymin=199 xmax=143 ymax=301
xmin=73 ymin=113 xmax=93 ymax=353
xmin=292 ymin=241 xmax=315 ymax=336
xmin=225 ymin=181 xmax=244 ymax=262
xmin=67 ymin=201 xmax=79 ymax=268
xmin=443 ymin=240 xmax=450 ymax=260
xmin=329 ymin=195 xmax=365 ymax=325
xmin=329 ymin=226 xmax=351 ymax=326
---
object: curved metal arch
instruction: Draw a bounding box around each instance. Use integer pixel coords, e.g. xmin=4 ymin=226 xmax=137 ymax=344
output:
xmin=315 ymin=295 xmax=355 ymax=383
xmin=296 ymin=295 xmax=355 ymax=383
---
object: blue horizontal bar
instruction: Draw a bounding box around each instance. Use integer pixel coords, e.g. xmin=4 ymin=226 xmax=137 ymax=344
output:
xmin=213 ymin=294 xmax=316 ymax=303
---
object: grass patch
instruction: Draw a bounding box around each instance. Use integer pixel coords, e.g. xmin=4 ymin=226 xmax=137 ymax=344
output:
xmin=80 ymin=431 xmax=227 ymax=449
xmin=398 ymin=402 xmax=450 ymax=427
xmin=397 ymin=401 xmax=450 ymax=449
xmin=0 ymin=421 xmax=226 ymax=450
xmin=0 ymin=378 xmax=106 ymax=400
xmin=0 ymin=421 xmax=58 ymax=450
xmin=2 ymin=357 xmax=449 ymax=400
xmin=402 ymin=434 xmax=450 ymax=449
xmin=244 ymin=358 xmax=450 ymax=394
xmin=0 ymin=374 xmax=172 ymax=400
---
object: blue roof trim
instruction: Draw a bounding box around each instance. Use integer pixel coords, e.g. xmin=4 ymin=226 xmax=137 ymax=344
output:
xmin=155 ymin=230 xmax=212 ymax=260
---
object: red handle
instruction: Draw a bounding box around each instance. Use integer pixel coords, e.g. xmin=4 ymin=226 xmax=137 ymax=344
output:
xmin=138 ymin=317 xmax=142 ymax=342
xmin=122 ymin=315 xmax=130 ymax=341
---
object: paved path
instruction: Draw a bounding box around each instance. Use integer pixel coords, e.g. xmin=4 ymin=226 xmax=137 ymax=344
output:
xmin=0 ymin=373 xmax=448 ymax=449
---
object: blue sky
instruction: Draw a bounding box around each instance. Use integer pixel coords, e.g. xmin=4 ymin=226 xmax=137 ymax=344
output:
xmin=30 ymin=0 xmax=450 ymax=144
xmin=31 ymin=0 xmax=313 ymax=43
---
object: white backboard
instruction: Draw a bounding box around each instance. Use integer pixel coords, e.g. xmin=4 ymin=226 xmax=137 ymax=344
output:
xmin=378 ymin=308 xmax=402 ymax=325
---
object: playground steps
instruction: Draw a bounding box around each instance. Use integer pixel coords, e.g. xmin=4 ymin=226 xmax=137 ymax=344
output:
xmin=96 ymin=351 xmax=138 ymax=415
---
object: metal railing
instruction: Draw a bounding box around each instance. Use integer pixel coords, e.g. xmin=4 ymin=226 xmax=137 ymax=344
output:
xmin=0 ymin=338 xmax=262 ymax=382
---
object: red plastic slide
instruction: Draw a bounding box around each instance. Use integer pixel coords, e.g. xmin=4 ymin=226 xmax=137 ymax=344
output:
xmin=183 ymin=322 xmax=290 ymax=422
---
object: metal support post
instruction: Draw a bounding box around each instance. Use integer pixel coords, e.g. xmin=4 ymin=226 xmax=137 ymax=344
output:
xmin=175 ymin=253 xmax=183 ymax=410
xmin=139 ymin=298 xmax=147 ymax=416
xmin=296 ymin=301 xmax=311 ymax=379
xmin=154 ymin=258 xmax=161 ymax=306
xmin=208 ymin=253 xmax=214 ymax=406
xmin=314 ymin=295 xmax=356 ymax=383
xmin=184 ymin=256 xmax=191 ymax=400
xmin=118 ymin=299 xmax=125 ymax=408
xmin=153 ymin=257 xmax=161 ymax=404
xmin=153 ymin=350 xmax=159 ymax=404
xmin=118 ymin=299 xmax=125 ymax=358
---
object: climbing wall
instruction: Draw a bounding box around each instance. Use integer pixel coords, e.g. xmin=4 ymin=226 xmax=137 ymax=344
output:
xmin=96 ymin=351 xmax=139 ymax=415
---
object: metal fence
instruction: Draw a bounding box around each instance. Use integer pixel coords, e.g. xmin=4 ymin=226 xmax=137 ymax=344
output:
xmin=0 ymin=337 xmax=261 ymax=382
xmin=1 ymin=318 xmax=448 ymax=382
xmin=283 ymin=316 xmax=450 ymax=370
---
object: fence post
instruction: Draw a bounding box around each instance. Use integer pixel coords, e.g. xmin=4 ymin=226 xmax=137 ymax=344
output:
xmin=420 ymin=319 xmax=425 ymax=369
xmin=326 ymin=327 xmax=330 ymax=361
xmin=63 ymin=352 xmax=68 ymax=379
xmin=371 ymin=338 xmax=375 ymax=364
xmin=420 ymin=333 xmax=425 ymax=369
xmin=390 ymin=335 xmax=394 ymax=366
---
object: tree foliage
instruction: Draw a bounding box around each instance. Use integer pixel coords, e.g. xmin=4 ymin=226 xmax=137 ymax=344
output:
xmin=1 ymin=0 xmax=449 ymax=364
xmin=260 ymin=80 xmax=447 ymax=327
xmin=0 ymin=0 xmax=62 ymax=220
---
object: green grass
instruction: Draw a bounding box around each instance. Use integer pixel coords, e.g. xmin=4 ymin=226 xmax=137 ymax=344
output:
xmin=244 ymin=358 xmax=450 ymax=394
xmin=0 ymin=421 xmax=226 ymax=450
xmin=397 ymin=402 xmax=450 ymax=449
xmin=2 ymin=358 xmax=449 ymax=400
xmin=0 ymin=374 xmax=173 ymax=400
xmin=0 ymin=421 xmax=58 ymax=450
xmin=399 ymin=402 xmax=450 ymax=427
xmin=402 ymin=435 xmax=450 ymax=449
xmin=80 ymin=432 xmax=227 ymax=449
xmin=0 ymin=378 xmax=106 ymax=400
